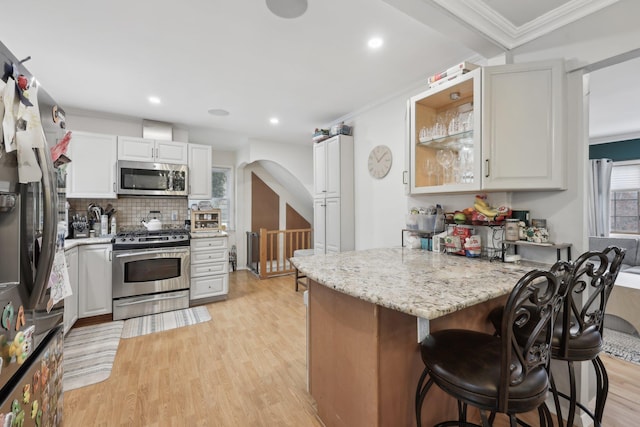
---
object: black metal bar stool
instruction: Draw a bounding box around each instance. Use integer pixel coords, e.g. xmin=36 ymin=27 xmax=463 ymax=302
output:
xmin=549 ymin=246 xmax=626 ymax=427
xmin=488 ymin=246 xmax=626 ymax=427
xmin=415 ymin=268 xmax=564 ymax=427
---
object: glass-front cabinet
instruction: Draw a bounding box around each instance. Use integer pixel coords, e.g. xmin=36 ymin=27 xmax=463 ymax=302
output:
xmin=407 ymin=60 xmax=566 ymax=195
xmin=409 ymin=69 xmax=482 ymax=194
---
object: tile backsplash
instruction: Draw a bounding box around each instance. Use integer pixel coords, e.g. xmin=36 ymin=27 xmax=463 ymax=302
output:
xmin=68 ymin=197 xmax=189 ymax=232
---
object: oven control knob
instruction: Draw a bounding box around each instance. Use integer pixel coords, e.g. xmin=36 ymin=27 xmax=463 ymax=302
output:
xmin=172 ymin=236 xmax=177 ymax=239
xmin=129 ymin=237 xmax=135 ymax=241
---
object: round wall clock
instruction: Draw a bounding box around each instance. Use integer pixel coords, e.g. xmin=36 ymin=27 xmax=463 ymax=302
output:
xmin=367 ymin=145 xmax=392 ymax=179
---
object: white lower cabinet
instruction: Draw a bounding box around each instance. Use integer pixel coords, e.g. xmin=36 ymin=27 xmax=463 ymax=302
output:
xmin=190 ymin=235 xmax=229 ymax=303
xmin=78 ymin=244 xmax=113 ymax=318
xmin=64 ymin=247 xmax=79 ymax=334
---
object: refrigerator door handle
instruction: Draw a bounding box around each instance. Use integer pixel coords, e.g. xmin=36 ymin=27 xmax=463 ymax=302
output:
xmin=29 ymin=142 xmax=58 ymax=309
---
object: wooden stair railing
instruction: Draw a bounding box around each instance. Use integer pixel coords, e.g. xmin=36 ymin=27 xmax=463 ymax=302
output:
xmin=259 ymin=228 xmax=312 ymax=278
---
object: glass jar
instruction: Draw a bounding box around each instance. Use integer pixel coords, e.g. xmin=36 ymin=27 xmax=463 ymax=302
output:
xmin=505 ymin=219 xmax=519 ymax=241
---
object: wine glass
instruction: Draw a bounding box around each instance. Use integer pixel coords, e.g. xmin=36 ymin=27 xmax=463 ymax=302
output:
xmin=424 ymin=159 xmax=437 ymax=185
xmin=459 ymin=147 xmax=474 ymax=183
xmin=436 ymin=150 xmax=453 ymax=184
xmin=419 ymin=126 xmax=430 ymax=143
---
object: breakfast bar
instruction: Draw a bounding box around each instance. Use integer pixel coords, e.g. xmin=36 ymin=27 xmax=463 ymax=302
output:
xmin=291 ymin=248 xmax=549 ymax=427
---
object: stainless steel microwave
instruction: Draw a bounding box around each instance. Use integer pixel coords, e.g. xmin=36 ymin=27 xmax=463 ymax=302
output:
xmin=117 ymin=160 xmax=188 ymax=196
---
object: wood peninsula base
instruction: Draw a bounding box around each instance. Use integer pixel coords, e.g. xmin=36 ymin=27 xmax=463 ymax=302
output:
xmin=308 ymin=279 xmax=507 ymax=427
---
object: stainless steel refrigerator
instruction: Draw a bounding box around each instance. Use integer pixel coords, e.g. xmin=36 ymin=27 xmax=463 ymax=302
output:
xmin=0 ymin=40 xmax=66 ymax=426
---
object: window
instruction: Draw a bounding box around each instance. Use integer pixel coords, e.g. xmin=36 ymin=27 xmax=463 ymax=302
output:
xmin=610 ymin=162 xmax=640 ymax=234
xmin=211 ymin=166 xmax=234 ymax=230
xmin=189 ymin=166 xmax=235 ymax=230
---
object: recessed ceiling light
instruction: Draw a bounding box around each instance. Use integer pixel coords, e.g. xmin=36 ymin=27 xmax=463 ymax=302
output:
xmin=148 ymin=96 xmax=161 ymax=105
xmin=368 ymin=37 xmax=383 ymax=49
xmin=208 ymin=108 xmax=230 ymax=116
xmin=266 ymin=0 xmax=308 ymax=19
xmin=270 ymin=117 xmax=279 ymax=125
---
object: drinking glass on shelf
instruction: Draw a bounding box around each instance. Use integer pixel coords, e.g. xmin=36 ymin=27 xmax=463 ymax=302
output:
xmin=419 ymin=126 xmax=430 ymax=143
xmin=424 ymin=159 xmax=437 ymax=186
xmin=459 ymin=147 xmax=473 ymax=183
xmin=447 ymin=110 xmax=461 ymax=135
xmin=462 ymin=110 xmax=474 ymax=132
xmin=436 ymin=149 xmax=454 ymax=184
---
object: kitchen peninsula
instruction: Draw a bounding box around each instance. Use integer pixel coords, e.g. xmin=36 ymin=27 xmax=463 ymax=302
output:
xmin=291 ymin=248 xmax=549 ymax=426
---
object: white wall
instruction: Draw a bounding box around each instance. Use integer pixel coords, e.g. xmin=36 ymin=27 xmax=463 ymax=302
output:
xmin=237 ymin=139 xmax=313 ymax=194
xmin=67 ymin=108 xmax=190 ymax=142
xmin=350 ymin=95 xmax=411 ymax=250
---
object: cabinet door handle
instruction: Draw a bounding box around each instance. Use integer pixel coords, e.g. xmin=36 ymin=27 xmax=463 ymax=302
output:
xmin=403 ymin=170 xmax=408 ymax=184
xmin=485 ymin=159 xmax=490 ymax=178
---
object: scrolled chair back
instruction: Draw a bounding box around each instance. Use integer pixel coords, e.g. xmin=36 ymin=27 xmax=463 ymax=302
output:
xmin=556 ymin=245 xmax=626 ymax=357
xmin=498 ymin=268 xmax=564 ymax=411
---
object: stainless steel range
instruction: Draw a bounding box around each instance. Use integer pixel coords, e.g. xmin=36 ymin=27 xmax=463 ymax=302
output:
xmin=112 ymin=229 xmax=190 ymax=320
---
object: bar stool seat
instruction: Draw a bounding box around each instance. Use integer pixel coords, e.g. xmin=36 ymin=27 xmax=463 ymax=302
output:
xmin=293 ymin=249 xmax=314 ymax=291
xmin=487 ymin=246 xmax=626 ymax=427
xmin=421 ymin=330 xmax=550 ymax=414
xmin=416 ymin=268 xmax=563 ymax=427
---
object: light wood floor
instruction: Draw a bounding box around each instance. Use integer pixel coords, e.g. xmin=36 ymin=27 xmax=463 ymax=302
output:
xmin=64 ymin=270 xmax=639 ymax=426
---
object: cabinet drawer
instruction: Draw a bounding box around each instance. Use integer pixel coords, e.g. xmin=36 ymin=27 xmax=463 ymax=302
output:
xmin=191 ymin=248 xmax=228 ymax=264
xmin=191 ymin=261 xmax=228 ymax=277
xmin=191 ymin=275 xmax=228 ymax=299
xmin=191 ymin=238 xmax=227 ymax=251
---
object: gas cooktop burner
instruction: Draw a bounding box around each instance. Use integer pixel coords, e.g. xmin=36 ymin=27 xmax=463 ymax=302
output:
xmin=112 ymin=228 xmax=190 ymax=250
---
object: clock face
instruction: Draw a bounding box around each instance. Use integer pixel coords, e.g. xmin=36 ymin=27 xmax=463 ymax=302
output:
xmin=368 ymin=145 xmax=392 ymax=179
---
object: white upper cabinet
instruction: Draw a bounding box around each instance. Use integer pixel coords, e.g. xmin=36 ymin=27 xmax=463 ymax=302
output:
xmin=66 ymin=131 xmax=118 ymax=199
xmin=313 ymin=141 xmax=327 ymax=197
xmin=188 ymin=143 xmax=212 ymax=199
xmin=117 ymin=136 xmax=188 ymax=164
xmin=313 ymin=135 xmax=352 ymax=199
xmin=409 ymin=70 xmax=482 ymax=194
xmin=408 ymin=60 xmax=566 ymax=194
xmin=481 ymin=60 xmax=566 ymax=190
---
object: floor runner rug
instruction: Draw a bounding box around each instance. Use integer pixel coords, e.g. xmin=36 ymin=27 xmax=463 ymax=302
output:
xmin=63 ymin=321 xmax=124 ymax=391
xmin=603 ymin=328 xmax=640 ymax=365
xmin=121 ymin=306 xmax=211 ymax=339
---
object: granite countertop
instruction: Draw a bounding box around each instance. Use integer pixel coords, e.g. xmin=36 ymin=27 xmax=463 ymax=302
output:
xmin=64 ymin=236 xmax=113 ymax=250
xmin=290 ymin=248 xmax=550 ymax=320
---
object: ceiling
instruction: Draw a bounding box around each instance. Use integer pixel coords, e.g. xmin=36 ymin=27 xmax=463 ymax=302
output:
xmin=0 ymin=0 xmax=636 ymax=150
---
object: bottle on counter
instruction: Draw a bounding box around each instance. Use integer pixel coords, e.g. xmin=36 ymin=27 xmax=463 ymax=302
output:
xmin=111 ymin=216 xmax=117 ymax=235
xmin=100 ymin=215 xmax=109 ymax=237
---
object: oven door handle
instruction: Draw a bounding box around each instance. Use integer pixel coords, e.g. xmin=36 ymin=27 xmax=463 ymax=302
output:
xmin=115 ymin=293 xmax=187 ymax=306
xmin=115 ymin=248 xmax=189 ymax=258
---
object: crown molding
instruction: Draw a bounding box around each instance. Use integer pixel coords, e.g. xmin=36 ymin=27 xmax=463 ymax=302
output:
xmin=432 ymin=0 xmax=620 ymax=50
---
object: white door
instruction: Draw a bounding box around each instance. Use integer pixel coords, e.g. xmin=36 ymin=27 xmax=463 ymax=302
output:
xmin=117 ymin=136 xmax=155 ymax=162
xmin=481 ymin=60 xmax=566 ymax=190
xmin=325 ymin=198 xmax=341 ymax=253
xmin=66 ymin=132 xmax=117 ymax=198
xmin=313 ymin=198 xmax=326 ymax=254
xmin=156 ymin=140 xmax=188 ymax=164
xmin=188 ymin=143 xmax=212 ymax=199
xmin=325 ymin=137 xmax=341 ymax=198
xmin=78 ymin=244 xmax=113 ymax=317
xmin=313 ymin=142 xmax=327 ymax=197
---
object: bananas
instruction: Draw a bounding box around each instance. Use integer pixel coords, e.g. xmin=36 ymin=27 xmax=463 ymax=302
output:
xmin=474 ymin=201 xmax=498 ymax=219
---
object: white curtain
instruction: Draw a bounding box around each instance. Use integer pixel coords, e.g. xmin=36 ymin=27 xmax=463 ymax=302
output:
xmin=588 ymin=158 xmax=613 ymax=237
